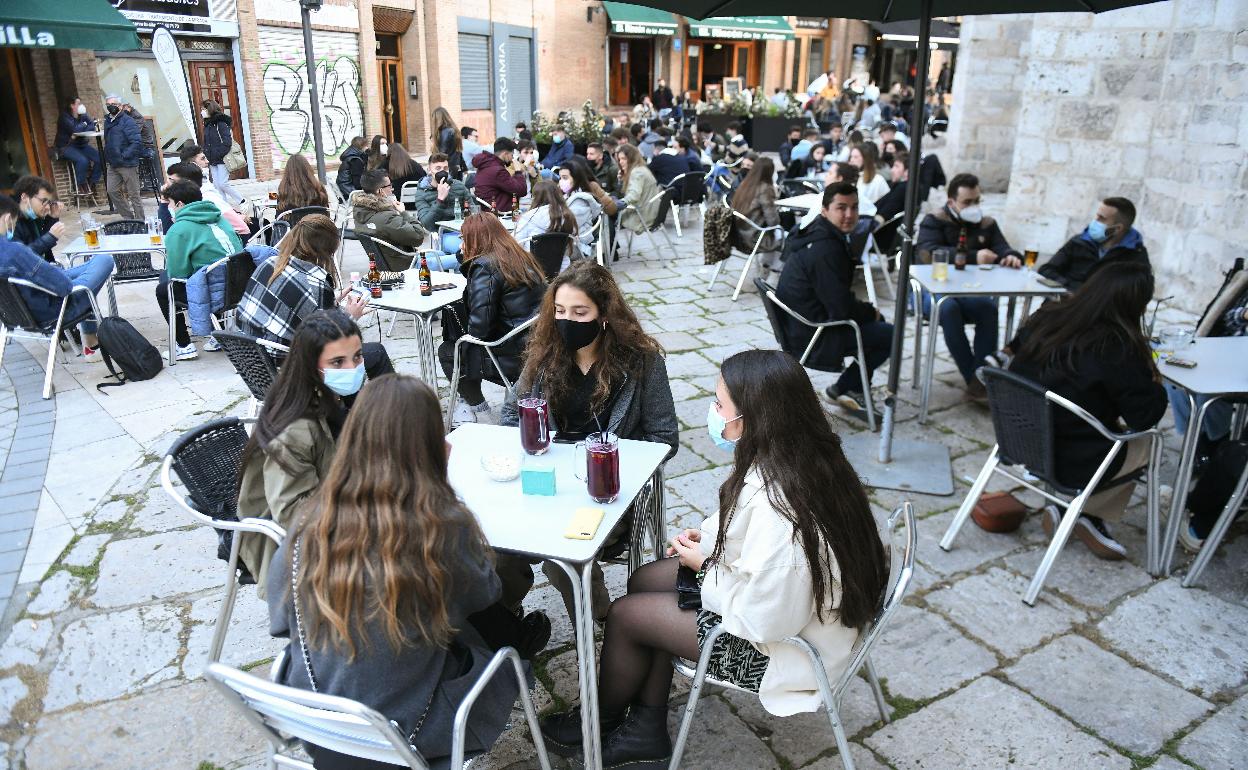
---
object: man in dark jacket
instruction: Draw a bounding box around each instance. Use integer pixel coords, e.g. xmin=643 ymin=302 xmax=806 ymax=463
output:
xmin=54 ymin=98 xmax=102 ymax=192
xmin=411 ymin=154 xmax=470 ymax=234
xmin=1039 ymin=197 xmax=1149 ymax=290
xmin=586 ymin=143 xmax=618 ymax=195
xmin=336 ymin=136 xmax=369 ymax=198
xmin=648 ymin=137 xmax=699 ymax=187
xmin=472 ymin=138 xmax=530 ymax=213
xmin=651 ymin=78 xmax=674 ymax=111
xmin=11 ymin=176 xmax=65 ymax=263
xmin=775 ymin=183 xmax=891 ymax=421
xmin=543 ymin=125 xmax=574 ymax=170
xmin=917 ymin=172 xmax=1024 ymax=396
xmin=103 ymin=94 xmax=144 ymax=219
xmin=353 ymin=169 xmax=434 ymax=271
xmin=778 ymin=126 xmax=802 ymax=169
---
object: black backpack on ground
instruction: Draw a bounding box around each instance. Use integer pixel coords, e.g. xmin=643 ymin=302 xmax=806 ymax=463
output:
xmin=96 ymin=317 xmax=163 ymax=391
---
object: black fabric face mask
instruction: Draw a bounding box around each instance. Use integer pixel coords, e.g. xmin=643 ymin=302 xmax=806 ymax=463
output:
xmin=106 ymin=104 xmax=120 ymax=116
xmin=557 ymin=318 xmax=602 ymax=352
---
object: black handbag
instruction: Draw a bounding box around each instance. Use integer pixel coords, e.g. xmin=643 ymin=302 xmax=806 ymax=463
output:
xmin=676 ymin=565 xmax=702 ymax=611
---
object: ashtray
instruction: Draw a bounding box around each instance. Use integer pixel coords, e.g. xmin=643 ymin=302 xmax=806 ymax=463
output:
xmin=481 ymin=453 xmax=521 ymax=482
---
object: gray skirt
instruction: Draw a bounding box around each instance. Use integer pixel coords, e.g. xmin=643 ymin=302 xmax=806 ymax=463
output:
xmin=695 ymin=610 xmax=770 ymax=692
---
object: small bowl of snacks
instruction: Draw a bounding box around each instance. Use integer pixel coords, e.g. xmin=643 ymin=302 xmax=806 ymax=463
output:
xmin=481 ymin=453 xmax=521 ymax=482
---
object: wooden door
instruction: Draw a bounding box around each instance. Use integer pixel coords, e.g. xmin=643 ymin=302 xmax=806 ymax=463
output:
xmin=188 ymin=61 xmax=246 ymax=177
xmin=610 ymin=39 xmax=631 ymax=106
xmin=378 ymin=59 xmax=405 ymax=143
xmin=684 ymin=42 xmax=703 ymax=99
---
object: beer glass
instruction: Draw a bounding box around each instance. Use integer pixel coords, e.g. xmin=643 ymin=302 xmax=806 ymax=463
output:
xmin=1024 ymin=249 xmax=1038 ymax=270
xmin=932 ymin=247 xmax=950 ymax=281
xmin=147 ymin=216 xmax=163 ymax=246
xmin=575 ymin=432 xmax=620 ymax=504
xmin=517 ymin=397 xmax=551 ymax=455
xmin=82 ymin=214 xmax=100 ymax=249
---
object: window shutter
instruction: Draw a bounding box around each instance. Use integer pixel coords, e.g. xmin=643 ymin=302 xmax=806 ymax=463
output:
xmin=505 ymin=36 xmax=533 ymax=126
xmin=459 ymin=33 xmax=491 ymax=110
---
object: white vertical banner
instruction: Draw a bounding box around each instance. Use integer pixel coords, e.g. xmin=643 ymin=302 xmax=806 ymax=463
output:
xmin=151 ymin=26 xmax=197 ymax=141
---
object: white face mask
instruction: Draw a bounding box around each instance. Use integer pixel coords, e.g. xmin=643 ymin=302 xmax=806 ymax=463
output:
xmin=76 ymin=104 xmax=87 ymax=116
xmin=955 ymin=204 xmax=983 ymax=224
xmin=200 ymin=109 xmax=209 ymax=119
xmin=379 ymin=143 xmax=388 ymax=155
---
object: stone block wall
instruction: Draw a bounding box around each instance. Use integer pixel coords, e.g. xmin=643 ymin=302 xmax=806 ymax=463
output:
xmin=949 ymin=0 xmax=1248 ymax=313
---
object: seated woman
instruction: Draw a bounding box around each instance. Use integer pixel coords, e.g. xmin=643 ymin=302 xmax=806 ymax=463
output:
xmin=502 ymin=261 xmax=678 ymax=621
xmin=730 ymin=157 xmax=783 ymax=272
xmin=801 ymin=144 xmax=832 ymax=178
xmin=237 ymin=310 xmax=363 ymax=593
xmin=439 ymin=213 xmax=546 ymax=427
xmin=385 ymin=142 xmax=427 ymax=203
xmin=275 ymin=153 xmax=329 ymax=222
xmin=236 ymin=213 xmax=394 ymax=379
xmin=514 ymin=179 xmax=577 ymax=244
xmin=365 ymin=134 xmax=388 ymax=171
xmin=561 ymin=156 xmax=617 ymax=256
xmin=1008 ymin=262 xmax=1167 ymax=560
xmin=540 ymin=350 xmax=888 ymax=768
xmin=849 ymin=143 xmax=890 ymax=203
xmin=265 ymin=374 xmax=520 ymax=769
xmin=615 ymin=144 xmax=660 ymax=237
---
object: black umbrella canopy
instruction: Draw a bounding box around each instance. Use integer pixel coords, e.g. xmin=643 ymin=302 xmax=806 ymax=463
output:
xmin=632 ymin=0 xmax=1163 ymax=22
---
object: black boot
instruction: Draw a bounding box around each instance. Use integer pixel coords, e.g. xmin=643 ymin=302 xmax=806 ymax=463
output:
xmin=600 ymin=705 xmax=671 ymax=769
xmin=539 ymin=707 xmax=624 ymax=758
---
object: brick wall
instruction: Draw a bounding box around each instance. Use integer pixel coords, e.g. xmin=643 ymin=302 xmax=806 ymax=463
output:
xmin=236 ymin=0 xmax=276 ymax=180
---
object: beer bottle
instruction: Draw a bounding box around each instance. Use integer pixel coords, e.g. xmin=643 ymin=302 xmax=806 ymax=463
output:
xmin=419 ymin=255 xmax=432 ymax=296
xmin=367 ymin=258 xmax=383 ymax=298
xmin=954 ymin=227 xmax=968 ymax=270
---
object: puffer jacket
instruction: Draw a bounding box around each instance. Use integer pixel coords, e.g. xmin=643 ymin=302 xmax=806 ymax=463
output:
xmin=411 ymin=176 xmax=471 ymax=231
xmin=103 ymin=109 xmax=141 ymax=168
xmin=472 ymin=151 xmax=528 ymax=213
xmin=186 ymin=245 xmax=275 ymax=336
xmin=352 ymin=192 xmax=428 ymax=269
xmin=566 ymin=191 xmax=603 ymax=256
xmin=335 ymin=146 xmax=367 ymax=197
xmin=202 ymin=114 xmax=233 ymax=164
xmin=439 ymin=254 xmax=545 ymax=381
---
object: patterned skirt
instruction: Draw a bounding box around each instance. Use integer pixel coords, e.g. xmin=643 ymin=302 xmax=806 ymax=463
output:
xmin=695 ymin=610 xmax=770 ymax=692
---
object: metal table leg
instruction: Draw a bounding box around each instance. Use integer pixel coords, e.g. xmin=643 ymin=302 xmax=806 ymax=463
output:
xmin=1161 ymin=395 xmax=1220 ymax=574
xmin=554 ymin=560 xmax=603 ymax=770
xmin=910 ymin=278 xmax=923 ymax=389
xmin=1003 ymin=297 xmax=1018 ymax=346
xmin=919 ymin=296 xmax=947 ymax=424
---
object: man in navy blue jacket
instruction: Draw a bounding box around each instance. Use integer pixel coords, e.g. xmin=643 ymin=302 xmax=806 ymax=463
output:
xmin=103 ymin=94 xmax=144 ymax=219
xmin=543 ymin=125 xmax=574 ymax=170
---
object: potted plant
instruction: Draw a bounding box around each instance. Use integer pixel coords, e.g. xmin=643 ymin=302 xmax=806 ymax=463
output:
xmin=696 ymin=97 xmax=742 ymax=142
xmin=750 ymin=92 xmax=804 ymax=152
xmin=568 ymin=100 xmax=604 ymax=156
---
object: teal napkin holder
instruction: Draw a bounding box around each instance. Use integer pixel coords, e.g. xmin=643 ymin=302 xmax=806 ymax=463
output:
xmin=521 ymin=464 xmax=556 ymax=496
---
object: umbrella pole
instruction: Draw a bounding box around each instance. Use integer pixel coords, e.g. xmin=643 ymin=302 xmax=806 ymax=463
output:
xmin=842 ymin=0 xmax=952 ymax=496
xmin=301 ymin=0 xmax=329 ymax=184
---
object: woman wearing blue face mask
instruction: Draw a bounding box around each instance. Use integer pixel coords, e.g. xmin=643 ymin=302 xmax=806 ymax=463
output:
xmin=236 ymin=310 xmax=368 ymax=596
xmin=500 ymin=260 xmax=677 ymax=624
xmin=540 ymin=350 xmax=887 ymax=768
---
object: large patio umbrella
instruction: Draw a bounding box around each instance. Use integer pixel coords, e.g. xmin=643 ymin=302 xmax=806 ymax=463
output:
xmin=0 ymin=0 xmax=139 ymax=51
xmin=636 ymin=0 xmax=1164 ymax=494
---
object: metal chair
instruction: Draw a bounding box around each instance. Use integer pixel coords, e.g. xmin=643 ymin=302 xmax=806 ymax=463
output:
xmin=525 ymin=232 xmax=573 ymax=281
xmin=665 ymin=171 xmax=707 ymax=234
xmin=166 ymin=254 xmax=232 ymax=366
xmin=210 ymin=331 xmax=288 ymax=417
xmin=669 ymin=502 xmax=916 ymax=770
xmin=0 ymin=276 xmax=107 ymax=399
xmin=755 ymin=277 xmax=879 ymax=432
xmin=360 ymin=235 xmax=446 ymax=273
xmin=101 ymin=219 xmax=162 ymax=283
xmin=205 ymin=645 xmax=552 ymax=770
xmin=399 ymin=181 xmax=421 ymax=207
xmin=161 ymin=417 xmax=285 ymax=663
xmin=277 ymin=206 xmax=332 ymax=228
xmin=50 ymin=147 xmax=99 ymax=210
xmin=863 ymin=213 xmax=903 ymax=301
xmin=708 ymin=211 xmax=787 ymax=302
xmin=939 ymin=367 xmax=1164 ymax=605
xmin=444 ymin=316 xmax=537 ymax=431
xmin=613 ymin=188 xmax=677 ymax=260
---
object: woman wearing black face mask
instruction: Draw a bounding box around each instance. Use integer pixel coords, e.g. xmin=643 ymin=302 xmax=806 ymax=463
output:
xmin=502 ymin=260 xmax=678 ymax=621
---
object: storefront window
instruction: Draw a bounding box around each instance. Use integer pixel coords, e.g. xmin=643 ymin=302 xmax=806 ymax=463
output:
xmin=96 ymin=56 xmax=192 ymax=152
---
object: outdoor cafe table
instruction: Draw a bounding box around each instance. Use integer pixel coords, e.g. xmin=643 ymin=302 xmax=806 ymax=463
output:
xmin=1157 ymin=336 xmax=1248 ymax=576
xmin=909 ymin=264 xmax=1067 ymax=423
xmin=364 ymin=268 xmax=465 ymax=387
xmin=62 ymin=232 xmax=164 ymax=316
xmin=776 ymin=192 xmax=824 ymax=213
xmin=446 ymin=423 xmax=670 ymax=770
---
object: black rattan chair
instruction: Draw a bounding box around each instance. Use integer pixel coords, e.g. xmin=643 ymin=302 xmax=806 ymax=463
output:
xmin=528 ymin=232 xmax=573 ymax=281
xmin=753 ymin=277 xmax=877 ymax=432
xmin=0 ymin=275 xmax=105 ymax=399
xmin=276 ymin=205 xmax=331 ymax=229
xmin=210 ymin=331 xmax=287 ymax=416
xmin=161 ymin=417 xmax=284 ymax=663
xmin=666 ymin=171 xmax=707 ymax=233
xmin=101 ymin=219 xmax=161 ymax=283
xmin=940 ymin=367 xmax=1164 ymax=605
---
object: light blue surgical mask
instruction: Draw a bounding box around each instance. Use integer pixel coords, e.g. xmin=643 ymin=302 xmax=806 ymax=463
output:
xmin=1087 ymin=220 xmax=1110 ymax=243
xmin=706 ymin=403 xmax=742 ymax=452
xmin=4 ymin=228 xmax=13 ymax=240
xmin=322 ymin=363 xmax=365 ymax=397
xmin=553 ymin=134 xmax=565 ymax=144
xmin=23 ymin=206 xmax=37 ymax=220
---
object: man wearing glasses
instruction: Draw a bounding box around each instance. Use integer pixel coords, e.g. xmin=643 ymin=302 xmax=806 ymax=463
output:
xmin=352 ymin=169 xmax=431 ymax=270
xmin=11 ymin=176 xmax=66 ymax=263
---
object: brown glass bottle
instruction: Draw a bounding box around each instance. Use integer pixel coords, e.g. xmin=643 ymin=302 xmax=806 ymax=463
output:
xmin=367 ymin=258 xmax=382 ymax=298
xmin=955 ymin=228 xmax=968 ymax=270
xmin=419 ymin=255 xmax=432 ymax=296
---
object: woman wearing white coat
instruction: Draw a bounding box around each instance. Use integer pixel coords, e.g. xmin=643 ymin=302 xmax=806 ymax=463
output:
xmin=540 ymin=350 xmax=889 ymax=770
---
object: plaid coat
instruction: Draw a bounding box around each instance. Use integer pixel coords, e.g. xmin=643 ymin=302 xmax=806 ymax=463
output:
xmin=236 ymin=256 xmax=335 ymax=345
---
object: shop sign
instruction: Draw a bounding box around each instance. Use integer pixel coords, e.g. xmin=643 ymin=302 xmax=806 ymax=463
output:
xmin=1 ymin=26 xmax=55 ymax=47
xmin=795 ymin=18 xmax=829 ymax=30
xmin=111 ymin=0 xmax=238 ymax=38
xmin=611 ymin=20 xmax=676 ymax=36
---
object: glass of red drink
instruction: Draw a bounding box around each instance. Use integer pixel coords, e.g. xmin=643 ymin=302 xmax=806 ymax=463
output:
xmin=518 ymin=397 xmax=551 ymax=455
xmin=575 ymin=432 xmax=620 ymax=504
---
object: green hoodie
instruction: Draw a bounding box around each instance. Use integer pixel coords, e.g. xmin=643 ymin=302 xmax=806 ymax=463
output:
xmin=165 ymin=200 xmax=243 ymax=279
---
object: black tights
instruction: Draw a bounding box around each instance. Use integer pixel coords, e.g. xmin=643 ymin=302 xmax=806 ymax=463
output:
xmin=597 ymin=558 xmax=699 ymax=717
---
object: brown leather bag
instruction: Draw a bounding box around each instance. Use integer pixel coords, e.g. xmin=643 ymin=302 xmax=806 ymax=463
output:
xmin=971 ymin=492 xmax=1028 ymax=533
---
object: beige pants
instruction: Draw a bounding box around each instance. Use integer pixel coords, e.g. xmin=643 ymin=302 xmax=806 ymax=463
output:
xmin=1082 ymin=437 xmax=1152 ymax=521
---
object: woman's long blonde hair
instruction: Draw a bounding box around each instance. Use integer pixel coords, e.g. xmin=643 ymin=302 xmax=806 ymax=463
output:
xmin=615 ymin=143 xmax=644 ymax=193
xmin=292 ymin=375 xmax=490 ymax=657
xmin=269 ymin=213 xmax=340 ymax=288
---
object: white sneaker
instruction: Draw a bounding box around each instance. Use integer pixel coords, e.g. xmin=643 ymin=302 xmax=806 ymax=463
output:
xmin=1178 ymin=515 xmax=1205 ymax=554
xmin=471 ymin=400 xmax=494 ymax=421
xmin=451 ymin=399 xmax=478 ymax=428
xmin=175 ymin=343 xmax=199 ymax=361
xmin=203 ymin=336 xmax=222 ymax=352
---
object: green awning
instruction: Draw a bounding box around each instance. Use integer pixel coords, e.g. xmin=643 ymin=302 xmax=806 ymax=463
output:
xmin=603 ymin=2 xmax=680 ymax=36
xmin=688 ymin=16 xmax=795 ymax=41
xmin=0 ymin=0 xmax=139 ymax=51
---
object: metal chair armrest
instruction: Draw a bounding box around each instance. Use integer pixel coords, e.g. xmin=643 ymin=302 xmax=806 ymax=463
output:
xmin=766 ymin=290 xmax=864 ymax=331
xmin=1046 ymin=391 xmax=1163 ymax=444
xmin=5 ymin=277 xmax=62 ymax=298
xmin=453 ymin=316 xmax=536 ymax=352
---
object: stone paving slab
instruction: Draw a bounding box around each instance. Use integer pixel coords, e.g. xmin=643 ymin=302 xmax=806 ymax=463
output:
xmin=866 ymin=676 xmax=1132 ymax=769
xmin=871 ymin=605 xmax=999 ymax=701
xmin=1005 ymin=634 xmax=1212 ymax=754
xmin=90 ymin=530 xmax=223 ymax=609
xmin=1177 ymin=693 xmax=1248 ymax=770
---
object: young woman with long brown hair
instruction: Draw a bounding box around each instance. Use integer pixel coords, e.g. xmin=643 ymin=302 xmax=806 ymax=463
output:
xmin=501 ymin=260 xmax=677 ymax=621
xmin=849 ymin=142 xmax=889 ymax=203
xmin=513 ymin=179 xmax=577 ymax=246
xmin=430 ymin=106 xmax=461 ymax=156
xmin=615 ymin=143 xmax=660 ymax=235
xmin=385 ymin=142 xmax=427 ymax=196
xmin=199 ymin=98 xmax=246 ymax=206
xmin=265 ymin=374 xmax=520 ymax=768
xmin=541 ymin=350 xmax=888 ymax=769
xmin=729 ymin=156 xmax=783 ymax=270
xmin=275 ymin=152 xmax=329 ymax=218
xmin=438 ymin=213 xmax=546 ymax=426
xmin=366 ymin=134 xmax=388 ymax=170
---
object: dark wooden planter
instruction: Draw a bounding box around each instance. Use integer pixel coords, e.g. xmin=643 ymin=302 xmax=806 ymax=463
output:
xmin=750 ymin=117 xmax=798 ymax=152
xmin=697 ymin=113 xmax=750 ymax=143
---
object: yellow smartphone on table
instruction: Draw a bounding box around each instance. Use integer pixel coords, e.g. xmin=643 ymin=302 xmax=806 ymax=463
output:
xmin=564 ymin=507 xmax=605 ymax=540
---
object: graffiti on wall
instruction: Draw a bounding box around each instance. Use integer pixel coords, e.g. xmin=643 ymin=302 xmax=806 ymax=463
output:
xmin=262 ymin=54 xmax=364 ymax=164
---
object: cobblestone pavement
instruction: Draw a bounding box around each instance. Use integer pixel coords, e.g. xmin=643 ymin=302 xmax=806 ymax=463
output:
xmin=0 ymin=192 xmax=1245 ymax=770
